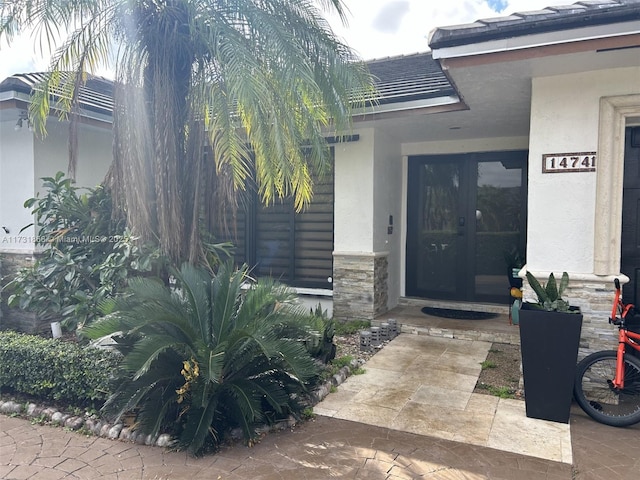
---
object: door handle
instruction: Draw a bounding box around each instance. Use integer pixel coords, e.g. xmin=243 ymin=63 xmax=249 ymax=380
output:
xmin=458 ymin=216 xmax=465 ymax=235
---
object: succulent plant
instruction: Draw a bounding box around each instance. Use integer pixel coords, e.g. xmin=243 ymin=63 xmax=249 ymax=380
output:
xmin=525 ymin=271 xmax=573 ymax=312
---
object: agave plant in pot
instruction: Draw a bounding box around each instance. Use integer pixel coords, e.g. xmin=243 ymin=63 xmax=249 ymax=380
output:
xmin=519 ymin=271 xmax=583 ymax=423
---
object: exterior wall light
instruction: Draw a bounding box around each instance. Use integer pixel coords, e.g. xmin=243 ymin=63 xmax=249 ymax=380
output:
xmin=14 ymin=111 xmax=32 ymax=131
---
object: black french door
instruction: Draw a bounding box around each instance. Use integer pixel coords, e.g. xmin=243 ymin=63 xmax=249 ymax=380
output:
xmin=622 ymin=127 xmax=640 ymax=306
xmin=406 ymin=151 xmax=528 ymax=303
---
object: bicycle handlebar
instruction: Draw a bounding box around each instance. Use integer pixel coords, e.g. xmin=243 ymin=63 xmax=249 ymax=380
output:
xmin=610 ymin=278 xmax=636 ymax=325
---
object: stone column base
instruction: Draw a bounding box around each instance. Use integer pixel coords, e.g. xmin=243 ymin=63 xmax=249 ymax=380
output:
xmin=332 ymin=252 xmax=388 ymax=322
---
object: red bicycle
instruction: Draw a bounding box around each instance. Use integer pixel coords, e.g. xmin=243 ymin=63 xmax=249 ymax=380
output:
xmin=573 ymin=279 xmax=640 ymax=426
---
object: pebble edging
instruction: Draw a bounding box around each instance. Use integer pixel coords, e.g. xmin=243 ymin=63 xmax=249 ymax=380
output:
xmin=0 ymin=356 xmax=368 ymax=449
xmin=0 ymin=399 xmax=175 ymax=447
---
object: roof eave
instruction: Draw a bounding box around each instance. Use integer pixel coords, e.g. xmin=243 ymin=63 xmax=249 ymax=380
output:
xmin=432 ymin=19 xmax=640 ymax=60
xmin=352 ymin=95 xmax=464 ymax=122
xmin=0 ymin=89 xmax=113 ymax=125
xmin=429 ymin=3 xmax=640 ymax=50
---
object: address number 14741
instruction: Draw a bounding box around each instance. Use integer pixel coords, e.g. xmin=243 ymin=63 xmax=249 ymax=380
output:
xmin=542 ymin=152 xmax=596 ymax=173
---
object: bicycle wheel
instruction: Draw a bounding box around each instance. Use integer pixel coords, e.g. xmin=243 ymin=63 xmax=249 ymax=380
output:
xmin=574 ymin=350 xmax=640 ymax=427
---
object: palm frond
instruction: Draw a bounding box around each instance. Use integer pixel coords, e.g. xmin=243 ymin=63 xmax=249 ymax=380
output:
xmin=102 ymin=360 xmax=182 ymax=420
xmin=125 ymin=333 xmax=189 ymax=380
xmin=226 ymin=380 xmax=264 ymax=437
xmin=179 ymin=398 xmax=220 ymax=454
xmin=210 ymin=262 xmax=247 ymax=340
xmin=173 ymin=264 xmax=213 ymax=345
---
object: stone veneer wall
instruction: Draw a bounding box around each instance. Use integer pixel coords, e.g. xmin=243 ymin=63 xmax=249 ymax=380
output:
xmin=0 ymin=252 xmax=42 ymax=333
xmin=332 ymin=253 xmax=388 ymax=322
xmin=523 ymin=277 xmax=621 ymax=360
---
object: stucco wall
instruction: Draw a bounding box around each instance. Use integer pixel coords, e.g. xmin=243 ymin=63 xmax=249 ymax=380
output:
xmin=373 ymin=129 xmax=402 ymax=308
xmin=1 ymin=113 xmax=112 ymax=330
xmin=0 ymin=119 xmax=36 ymax=252
xmin=33 ymin=120 xmax=112 ymax=195
xmin=0 ymin=113 xmax=112 ymax=254
xmin=334 ymin=128 xmax=375 ymax=253
xmin=333 ymin=127 xmax=403 ymax=318
xmin=401 ymin=136 xmax=530 ymax=158
xmin=527 ymin=66 xmax=640 ymax=275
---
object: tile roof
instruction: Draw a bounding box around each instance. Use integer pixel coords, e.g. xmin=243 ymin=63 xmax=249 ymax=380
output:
xmin=429 ymin=0 xmax=640 ymax=49
xmin=367 ymin=52 xmax=456 ymax=105
xmin=1 ymin=2 xmax=636 ymax=114
xmin=0 ymin=53 xmax=456 ymax=113
xmin=0 ymin=72 xmax=113 ymax=115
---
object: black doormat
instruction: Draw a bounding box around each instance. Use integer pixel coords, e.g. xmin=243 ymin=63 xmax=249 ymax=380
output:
xmin=421 ymin=306 xmax=499 ymax=320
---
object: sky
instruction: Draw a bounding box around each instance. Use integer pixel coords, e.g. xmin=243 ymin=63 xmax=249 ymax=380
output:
xmin=0 ymin=0 xmax=574 ymax=80
xmin=326 ymin=0 xmax=574 ymax=60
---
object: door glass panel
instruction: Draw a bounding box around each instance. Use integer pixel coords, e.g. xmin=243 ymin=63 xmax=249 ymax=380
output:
xmin=416 ymin=162 xmax=460 ymax=295
xmin=622 ymin=127 xmax=640 ymax=306
xmin=474 ymin=161 xmax=524 ymax=298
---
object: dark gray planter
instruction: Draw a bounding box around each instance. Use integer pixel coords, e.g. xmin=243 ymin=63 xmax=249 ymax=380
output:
xmin=519 ymin=304 xmax=583 ymax=423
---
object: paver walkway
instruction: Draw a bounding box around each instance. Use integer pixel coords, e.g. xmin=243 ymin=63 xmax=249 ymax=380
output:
xmin=315 ymin=334 xmax=572 ymax=463
xmin=1 ymin=330 xmax=639 ymax=479
xmin=2 ymin=407 xmax=639 ymax=479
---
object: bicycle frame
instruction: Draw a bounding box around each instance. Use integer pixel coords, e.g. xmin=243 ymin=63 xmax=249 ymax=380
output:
xmin=610 ymin=279 xmax=640 ymax=389
xmin=614 ymin=329 xmax=640 ymax=389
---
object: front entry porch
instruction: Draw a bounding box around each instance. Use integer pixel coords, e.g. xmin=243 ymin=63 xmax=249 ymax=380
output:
xmin=374 ymin=298 xmax=520 ymax=345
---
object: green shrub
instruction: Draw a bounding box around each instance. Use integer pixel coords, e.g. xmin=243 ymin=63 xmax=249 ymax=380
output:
xmin=319 ymin=355 xmax=356 ymax=382
xmin=0 ymin=331 xmax=120 ymax=406
xmin=334 ymin=319 xmax=371 ymax=335
xmin=7 ymin=172 xmax=164 ymax=332
xmin=84 ymin=262 xmax=321 ymax=455
xmin=304 ymin=303 xmax=336 ymax=364
xmin=332 ymin=355 xmax=354 ymax=369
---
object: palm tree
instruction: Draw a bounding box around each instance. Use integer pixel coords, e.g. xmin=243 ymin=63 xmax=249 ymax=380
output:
xmin=84 ymin=262 xmax=321 ymax=454
xmin=0 ymin=1 xmax=374 ymax=264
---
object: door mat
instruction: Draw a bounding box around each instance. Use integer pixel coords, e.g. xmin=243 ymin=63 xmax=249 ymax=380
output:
xmin=421 ymin=306 xmax=499 ymax=320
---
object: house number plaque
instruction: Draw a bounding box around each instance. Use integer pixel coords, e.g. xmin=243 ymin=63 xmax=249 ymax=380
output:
xmin=542 ymin=152 xmax=596 ymax=173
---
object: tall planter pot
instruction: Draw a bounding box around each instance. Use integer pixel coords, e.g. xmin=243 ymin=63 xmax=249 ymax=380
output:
xmin=519 ymin=303 xmax=583 ymax=423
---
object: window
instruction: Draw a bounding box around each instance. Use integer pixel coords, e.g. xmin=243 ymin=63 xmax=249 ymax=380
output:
xmin=215 ymin=153 xmax=334 ymax=290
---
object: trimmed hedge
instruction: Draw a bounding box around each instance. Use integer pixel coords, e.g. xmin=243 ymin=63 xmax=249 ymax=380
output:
xmin=0 ymin=331 xmax=120 ymax=406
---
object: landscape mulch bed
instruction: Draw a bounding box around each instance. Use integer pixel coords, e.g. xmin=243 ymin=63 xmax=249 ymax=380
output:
xmin=474 ymin=342 xmax=523 ymax=399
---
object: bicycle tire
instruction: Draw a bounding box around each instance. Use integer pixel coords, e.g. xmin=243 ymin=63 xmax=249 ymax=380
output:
xmin=574 ymin=350 xmax=640 ymax=427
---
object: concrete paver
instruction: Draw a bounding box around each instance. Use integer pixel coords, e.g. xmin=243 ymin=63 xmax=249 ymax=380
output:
xmin=2 ymin=317 xmax=639 ymax=479
xmin=2 ymin=398 xmax=639 ymax=479
xmin=316 ymin=334 xmax=573 ymax=464
xmin=0 ymin=416 xmax=571 ymax=480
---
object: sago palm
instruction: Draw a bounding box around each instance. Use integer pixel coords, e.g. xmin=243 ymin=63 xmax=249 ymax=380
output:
xmin=0 ymin=0 xmax=375 ymax=264
xmin=83 ymin=262 xmax=321 ymax=454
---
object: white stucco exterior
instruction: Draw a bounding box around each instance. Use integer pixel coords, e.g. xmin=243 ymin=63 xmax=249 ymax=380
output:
xmin=333 ymin=127 xmax=407 ymax=309
xmin=2 ymin=7 xmax=638 ymax=328
xmin=0 ymin=119 xmax=36 ymax=252
xmin=373 ymin=129 xmax=402 ymax=308
xmin=334 ymin=63 xmax=640 ymax=314
xmin=33 ymin=120 xmax=112 ymax=194
xmin=401 ymin=136 xmax=530 ymax=158
xmin=0 ymin=113 xmax=112 ymax=253
xmin=527 ymin=66 xmax=640 ymax=275
xmin=333 ymin=128 xmax=376 ymax=253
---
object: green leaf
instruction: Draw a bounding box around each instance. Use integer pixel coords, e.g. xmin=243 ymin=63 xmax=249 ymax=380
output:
xmin=525 ymin=271 xmax=574 ymax=312
xmin=526 ymin=272 xmax=549 ymax=304
xmin=545 ymin=273 xmax=558 ymax=302
xmin=559 ymin=272 xmax=570 ymax=297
